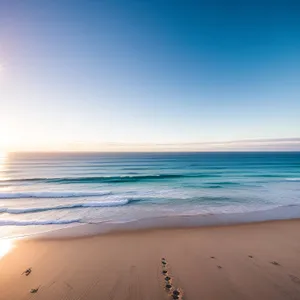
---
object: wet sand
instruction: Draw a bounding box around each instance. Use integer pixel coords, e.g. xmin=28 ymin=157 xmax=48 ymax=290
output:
xmin=1 ymin=219 xmax=300 ymax=300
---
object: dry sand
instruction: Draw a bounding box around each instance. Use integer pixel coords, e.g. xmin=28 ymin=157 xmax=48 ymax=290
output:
xmin=1 ymin=220 xmax=300 ymax=300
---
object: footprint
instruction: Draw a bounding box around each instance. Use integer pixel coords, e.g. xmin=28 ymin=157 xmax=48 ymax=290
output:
xmin=289 ymin=275 xmax=300 ymax=285
xmin=172 ymin=289 xmax=183 ymax=299
xmin=217 ymin=265 xmax=222 ymax=269
xmin=30 ymin=287 xmax=40 ymax=294
xmin=160 ymin=258 xmax=184 ymax=299
xmin=22 ymin=267 xmax=32 ymax=276
xmin=270 ymin=261 xmax=280 ymax=266
xmin=210 ymin=256 xmax=215 ymax=259
xmin=248 ymin=255 xmax=253 ymax=258
xmin=64 ymin=281 xmax=73 ymax=290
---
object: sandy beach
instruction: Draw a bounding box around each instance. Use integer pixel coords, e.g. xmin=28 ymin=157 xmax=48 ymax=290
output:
xmin=1 ymin=220 xmax=300 ymax=300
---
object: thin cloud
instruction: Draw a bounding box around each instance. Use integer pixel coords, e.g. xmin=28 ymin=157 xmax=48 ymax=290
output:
xmin=57 ymin=138 xmax=300 ymax=152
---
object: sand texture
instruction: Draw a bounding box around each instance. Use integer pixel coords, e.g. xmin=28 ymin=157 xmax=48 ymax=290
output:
xmin=1 ymin=220 xmax=300 ymax=300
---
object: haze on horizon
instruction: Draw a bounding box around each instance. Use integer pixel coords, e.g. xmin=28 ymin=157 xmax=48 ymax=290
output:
xmin=0 ymin=1 xmax=299 ymax=152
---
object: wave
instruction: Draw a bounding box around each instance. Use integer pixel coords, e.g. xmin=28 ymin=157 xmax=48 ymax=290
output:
xmin=205 ymin=181 xmax=241 ymax=186
xmin=285 ymin=178 xmax=300 ymax=181
xmin=2 ymin=173 xmax=220 ymax=184
xmin=0 ymin=219 xmax=81 ymax=226
xmin=0 ymin=191 xmax=111 ymax=199
xmin=247 ymin=174 xmax=285 ymax=178
xmin=0 ymin=199 xmax=132 ymax=214
xmin=190 ymin=196 xmax=234 ymax=203
xmin=205 ymin=185 xmax=223 ymax=189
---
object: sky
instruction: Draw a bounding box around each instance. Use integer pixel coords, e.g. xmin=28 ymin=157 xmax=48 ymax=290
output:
xmin=0 ymin=0 xmax=299 ymax=152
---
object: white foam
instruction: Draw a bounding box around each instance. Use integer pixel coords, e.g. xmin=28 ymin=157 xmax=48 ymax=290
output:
xmin=0 ymin=199 xmax=130 ymax=214
xmin=0 ymin=219 xmax=81 ymax=226
xmin=285 ymin=178 xmax=300 ymax=181
xmin=0 ymin=191 xmax=111 ymax=199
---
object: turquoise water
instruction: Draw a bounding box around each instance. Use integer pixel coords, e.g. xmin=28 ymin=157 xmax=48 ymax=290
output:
xmin=0 ymin=152 xmax=300 ymax=238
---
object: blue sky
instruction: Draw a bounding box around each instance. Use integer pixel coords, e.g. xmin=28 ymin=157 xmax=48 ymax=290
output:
xmin=0 ymin=0 xmax=299 ymax=151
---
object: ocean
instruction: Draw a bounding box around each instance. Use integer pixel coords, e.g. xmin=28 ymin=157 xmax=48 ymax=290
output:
xmin=0 ymin=152 xmax=300 ymax=239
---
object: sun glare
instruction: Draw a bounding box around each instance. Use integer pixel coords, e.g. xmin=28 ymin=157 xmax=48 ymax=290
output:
xmin=0 ymin=240 xmax=14 ymax=259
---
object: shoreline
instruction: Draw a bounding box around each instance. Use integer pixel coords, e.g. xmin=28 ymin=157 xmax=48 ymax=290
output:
xmin=7 ymin=203 xmax=300 ymax=241
xmin=1 ymin=219 xmax=300 ymax=299
xmin=30 ymin=218 xmax=300 ymax=243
